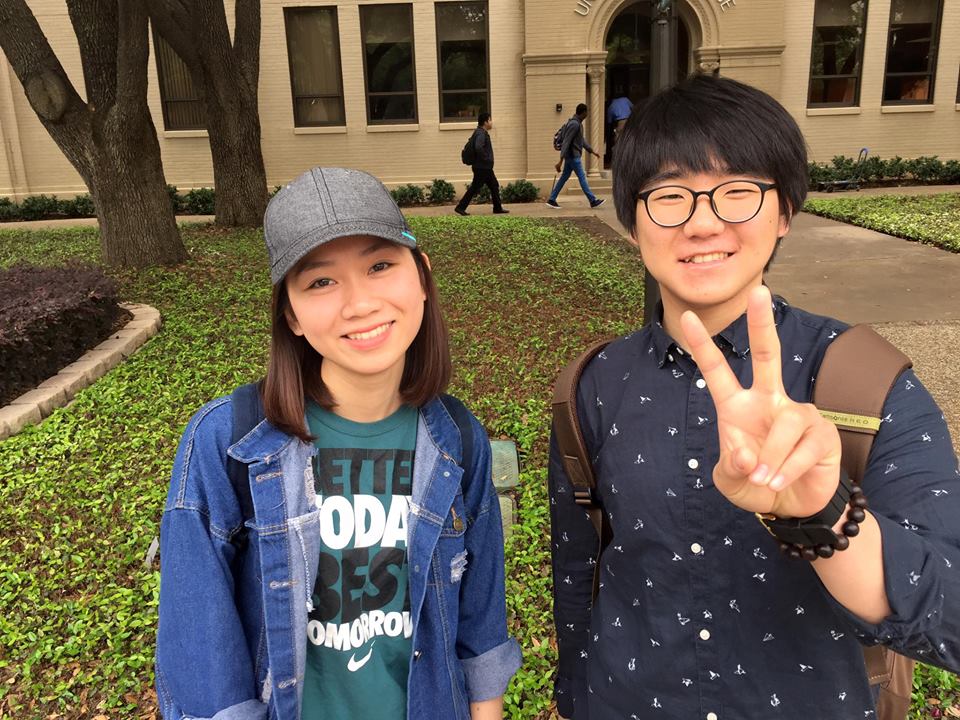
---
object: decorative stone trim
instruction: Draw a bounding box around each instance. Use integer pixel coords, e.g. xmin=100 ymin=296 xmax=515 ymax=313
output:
xmin=0 ymin=303 xmax=162 ymax=441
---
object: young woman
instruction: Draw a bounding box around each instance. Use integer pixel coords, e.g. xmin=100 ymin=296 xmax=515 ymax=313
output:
xmin=156 ymin=167 xmax=521 ymax=720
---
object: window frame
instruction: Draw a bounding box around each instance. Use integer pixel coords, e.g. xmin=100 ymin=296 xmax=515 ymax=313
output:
xmin=283 ymin=6 xmax=346 ymax=128
xmin=359 ymin=3 xmax=419 ymax=125
xmin=806 ymin=0 xmax=870 ymax=108
xmin=152 ymin=28 xmax=205 ymax=131
xmin=881 ymin=0 xmax=945 ymax=106
xmin=435 ymin=0 xmax=491 ymax=123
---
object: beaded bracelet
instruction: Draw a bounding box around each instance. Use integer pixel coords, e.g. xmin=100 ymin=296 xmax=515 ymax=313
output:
xmin=777 ymin=483 xmax=869 ymax=561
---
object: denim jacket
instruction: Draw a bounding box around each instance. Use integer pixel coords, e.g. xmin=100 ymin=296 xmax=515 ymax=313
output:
xmin=155 ymin=393 xmax=522 ymax=720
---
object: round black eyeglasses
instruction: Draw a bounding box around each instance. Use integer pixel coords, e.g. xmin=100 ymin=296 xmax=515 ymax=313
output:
xmin=636 ymin=180 xmax=778 ymax=228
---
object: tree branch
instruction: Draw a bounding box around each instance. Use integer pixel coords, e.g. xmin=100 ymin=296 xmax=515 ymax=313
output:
xmin=114 ymin=0 xmax=151 ymax=117
xmin=66 ymin=0 xmax=118 ymax=110
xmin=0 ymin=0 xmax=84 ymax=119
xmin=145 ymin=0 xmax=202 ymax=69
xmin=233 ymin=0 xmax=261 ymax=97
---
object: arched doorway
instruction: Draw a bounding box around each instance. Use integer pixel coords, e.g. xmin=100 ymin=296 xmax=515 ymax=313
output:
xmin=603 ymin=1 xmax=690 ymax=168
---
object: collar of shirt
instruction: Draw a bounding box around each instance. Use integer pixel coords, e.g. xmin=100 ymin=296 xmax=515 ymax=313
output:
xmin=646 ymin=295 xmax=790 ymax=368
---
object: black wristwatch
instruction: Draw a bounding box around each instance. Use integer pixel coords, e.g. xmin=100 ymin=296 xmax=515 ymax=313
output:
xmin=756 ymin=468 xmax=854 ymax=548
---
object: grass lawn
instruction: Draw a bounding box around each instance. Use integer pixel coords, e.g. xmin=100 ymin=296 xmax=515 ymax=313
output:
xmin=804 ymin=192 xmax=960 ymax=253
xmin=0 ymin=218 xmax=955 ymax=719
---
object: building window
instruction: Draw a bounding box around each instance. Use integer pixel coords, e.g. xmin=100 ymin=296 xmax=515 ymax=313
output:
xmin=436 ymin=1 xmax=489 ymax=122
xmin=153 ymin=31 xmax=205 ymax=130
xmin=360 ymin=4 xmax=417 ymax=124
xmin=284 ymin=8 xmax=345 ymax=126
xmin=808 ymin=0 xmax=868 ymax=107
xmin=882 ymin=0 xmax=943 ymax=104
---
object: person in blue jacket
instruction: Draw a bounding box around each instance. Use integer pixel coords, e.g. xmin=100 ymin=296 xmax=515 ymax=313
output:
xmin=155 ymin=167 xmax=521 ymax=720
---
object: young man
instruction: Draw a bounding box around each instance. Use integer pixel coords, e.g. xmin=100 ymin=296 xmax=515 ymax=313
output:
xmin=547 ymin=103 xmax=605 ymax=210
xmin=605 ymin=87 xmax=633 ymax=148
xmin=455 ymin=112 xmax=508 ymax=216
xmin=549 ymin=74 xmax=960 ymax=719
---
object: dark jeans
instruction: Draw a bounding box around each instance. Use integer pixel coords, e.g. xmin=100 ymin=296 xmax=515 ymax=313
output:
xmin=457 ymin=168 xmax=503 ymax=211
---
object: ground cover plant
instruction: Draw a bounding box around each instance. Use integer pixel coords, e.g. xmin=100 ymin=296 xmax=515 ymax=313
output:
xmin=0 ymin=219 xmax=955 ymax=719
xmin=0 ymin=217 xmax=642 ymax=719
xmin=804 ymin=193 xmax=960 ymax=253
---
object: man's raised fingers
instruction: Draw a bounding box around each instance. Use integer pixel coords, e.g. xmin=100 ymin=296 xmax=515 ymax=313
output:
xmin=746 ymin=286 xmax=784 ymax=396
xmin=680 ymin=310 xmax=742 ymax=405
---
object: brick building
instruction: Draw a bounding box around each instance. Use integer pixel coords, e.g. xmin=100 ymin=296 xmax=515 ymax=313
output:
xmin=2 ymin=0 xmax=959 ymax=199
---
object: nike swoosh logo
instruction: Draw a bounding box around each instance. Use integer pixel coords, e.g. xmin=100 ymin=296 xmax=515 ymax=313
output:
xmin=347 ymin=644 xmax=375 ymax=672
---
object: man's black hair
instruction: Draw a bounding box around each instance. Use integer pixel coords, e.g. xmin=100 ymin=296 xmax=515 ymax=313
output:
xmin=477 ymin=112 xmax=491 ymax=126
xmin=612 ymin=74 xmax=808 ymax=237
xmin=576 ymin=103 xmax=588 ymax=116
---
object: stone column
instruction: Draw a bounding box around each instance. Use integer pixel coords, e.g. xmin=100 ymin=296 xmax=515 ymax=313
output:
xmin=586 ymin=64 xmax=604 ymax=178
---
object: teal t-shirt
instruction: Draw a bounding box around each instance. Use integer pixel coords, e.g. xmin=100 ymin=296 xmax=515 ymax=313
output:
xmin=302 ymin=402 xmax=417 ymax=720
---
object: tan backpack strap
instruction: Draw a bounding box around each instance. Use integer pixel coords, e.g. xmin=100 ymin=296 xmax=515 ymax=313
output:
xmin=812 ymin=324 xmax=915 ymax=710
xmin=552 ymin=339 xmax=611 ymax=498
xmin=812 ymin=324 xmax=912 ymax=482
xmin=552 ymin=339 xmax=613 ymax=600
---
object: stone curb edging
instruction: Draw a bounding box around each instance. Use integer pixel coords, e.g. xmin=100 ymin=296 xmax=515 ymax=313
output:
xmin=0 ymin=303 xmax=162 ymax=441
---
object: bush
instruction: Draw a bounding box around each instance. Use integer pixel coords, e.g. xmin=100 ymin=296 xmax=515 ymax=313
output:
xmin=502 ymin=179 xmax=539 ymax=203
xmin=18 ymin=194 xmax=63 ymax=221
xmin=167 ymin=184 xmax=183 ymax=212
xmin=808 ymin=154 xmax=960 ymax=188
xmin=183 ymin=187 xmax=215 ymax=215
xmin=427 ymin=178 xmax=455 ymax=204
xmin=0 ymin=263 xmax=123 ymax=406
xmin=0 ymin=197 xmax=20 ymax=222
xmin=61 ymin=193 xmax=96 ymax=217
xmin=390 ymin=184 xmax=425 ymax=207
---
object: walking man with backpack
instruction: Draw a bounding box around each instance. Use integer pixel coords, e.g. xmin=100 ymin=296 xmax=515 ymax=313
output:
xmin=546 ymin=103 xmax=605 ymax=210
xmin=455 ymin=112 xmax=508 ymax=216
xmin=549 ymin=74 xmax=960 ymax=720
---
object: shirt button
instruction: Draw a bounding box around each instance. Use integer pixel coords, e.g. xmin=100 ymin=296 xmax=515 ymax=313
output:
xmin=690 ymin=542 xmax=703 ymax=554
xmin=443 ymin=471 xmax=450 ymax=477
xmin=707 ymin=713 xmax=718 ymax=720
xmin=667 ymin=353 xmax=674 ymax=362
xmin=700 ymin=629 xmax=711 ymax=641
xmin=696 ymin=378 xmax=707 ymax=389
xmin=688 ymin=458 xmax=699 ymax=470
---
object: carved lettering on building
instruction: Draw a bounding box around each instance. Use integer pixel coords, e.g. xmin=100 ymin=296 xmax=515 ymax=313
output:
xmin=575 ymin=0 xmax=592 ymax=16
xmin=718 ymin=0 xmax=736 ymax=10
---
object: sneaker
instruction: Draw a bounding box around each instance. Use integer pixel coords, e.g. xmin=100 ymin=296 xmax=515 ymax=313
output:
xmin=590 ymin=198 xmax=606 ymax=208
xmin=454 ymin=207 xmax=469 ymax=216
xmin=493 ymin=208 xmax=510 ymax=214
xmin=546 ymin=199 xmax=560 ymax=209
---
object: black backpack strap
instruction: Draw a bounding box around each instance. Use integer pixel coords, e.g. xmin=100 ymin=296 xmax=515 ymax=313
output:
xmin=439 ymin=394 xmax=474 ymax=471
xmin=228 ymin=382 xmax=265 ymax=532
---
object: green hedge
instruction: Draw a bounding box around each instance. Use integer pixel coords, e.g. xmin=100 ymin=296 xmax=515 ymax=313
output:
xmin=808 ymin=155 xmax=960 ymax=188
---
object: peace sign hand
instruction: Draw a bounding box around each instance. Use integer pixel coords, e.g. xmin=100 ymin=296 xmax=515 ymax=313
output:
xmin=679 ymin=286 xmax=842 ymax=519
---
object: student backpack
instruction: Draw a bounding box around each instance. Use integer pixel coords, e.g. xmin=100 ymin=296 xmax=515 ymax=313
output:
xmin=226 ymin=384 xmax=477 ymax=552
xmin=461 ymin=131 xmax=478 ymax=166
xmin=551 ymin=324 xmax=915 ymax=720
xmin=552 ymin=123 xmax=566 ymax=152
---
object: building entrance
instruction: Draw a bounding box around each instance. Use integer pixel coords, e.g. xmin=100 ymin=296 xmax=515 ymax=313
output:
xmin=603 ymin=1 xmax=689 ymax=168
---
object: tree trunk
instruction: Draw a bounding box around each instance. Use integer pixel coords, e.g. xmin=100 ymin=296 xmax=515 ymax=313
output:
xmin=0 ymin=0 xmax=188 ymax=268
xmin=88 ymin=114 xmax=185 ymax=266
xmin=148 ymin=0 xmax=268 ymax=228
xmin=205 ymin=75 xmax=268 ymax=227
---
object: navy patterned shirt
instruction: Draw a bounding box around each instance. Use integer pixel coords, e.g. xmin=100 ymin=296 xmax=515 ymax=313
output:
xmin=549 ymin=297 xmax=960 ymax=720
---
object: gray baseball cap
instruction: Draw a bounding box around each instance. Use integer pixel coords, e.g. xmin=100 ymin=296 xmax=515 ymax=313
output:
xmin=264 ymin=167 xmax=417 ymax=284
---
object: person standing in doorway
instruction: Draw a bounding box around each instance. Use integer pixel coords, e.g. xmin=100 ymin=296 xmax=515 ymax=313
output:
xmin=606 ymin=87 xmax=633 ymax=149
xmin=455 ymin=112 xmax=508 ymax=216
xmin=546 ymin=103 xmax=605 ymax=210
